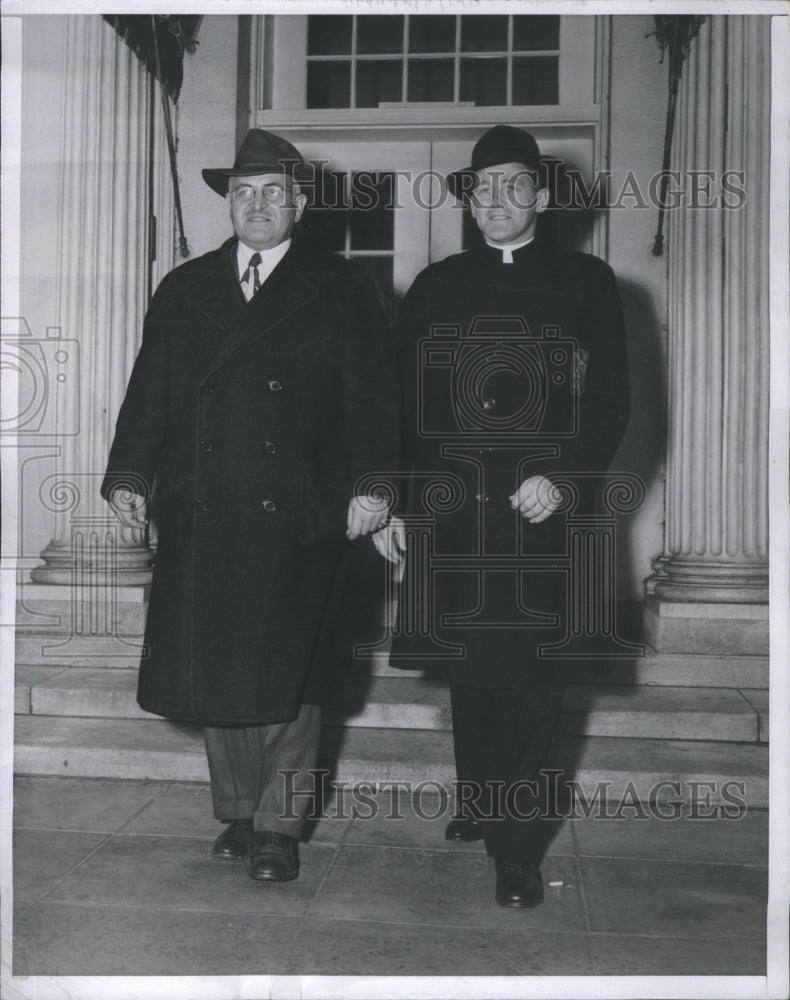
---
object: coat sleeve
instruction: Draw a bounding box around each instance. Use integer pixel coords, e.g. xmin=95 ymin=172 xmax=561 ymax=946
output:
xmin=395 ymin=268 xmax=442 ymax=454
xmin=392 ymin=269 xmax=436 ymax=511
xmin=100 ymin=273 xmax=175 ymax=503
xmin=324 ymin=269 xmax=401 ymax=512
xmin=542 ymin=256 xmax=631 ymax=501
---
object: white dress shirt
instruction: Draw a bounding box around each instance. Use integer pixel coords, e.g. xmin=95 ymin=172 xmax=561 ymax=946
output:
xmin=237 ymin=239 xmax=291 ymax=300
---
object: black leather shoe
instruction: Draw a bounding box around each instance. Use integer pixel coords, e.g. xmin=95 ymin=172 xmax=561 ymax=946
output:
xmin=445 ymin=816 xmax=485 ymax=842
xmin=248 ymin=830 xmax=299 ymax=882
xmin=494 ymin=858 xmax=544 ymax=908
xmin=211 ymin=818 xmax=255 ymax=860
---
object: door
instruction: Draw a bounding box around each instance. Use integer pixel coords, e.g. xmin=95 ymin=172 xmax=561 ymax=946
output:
xmin=295 ymin=132 xmax=599 ymax=319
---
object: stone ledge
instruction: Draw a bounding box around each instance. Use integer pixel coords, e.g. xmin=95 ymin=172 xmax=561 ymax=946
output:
xmin=643 ymin=596 xmax=769 ymax=655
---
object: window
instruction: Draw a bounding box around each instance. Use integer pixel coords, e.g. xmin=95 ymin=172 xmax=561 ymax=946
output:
xmin=303 ymin=14 xmax=560 ymax=108
xmin=305 ymin=171 xmax=396 ymax=320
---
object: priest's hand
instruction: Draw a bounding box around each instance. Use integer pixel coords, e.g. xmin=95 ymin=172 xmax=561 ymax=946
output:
xmin=372 ymin=516 xmax=406 ymax=564
xmin=509 ymin=475 xmax=562 ymax=524
xmin=347 ymin=494 xmax=390 ymax=539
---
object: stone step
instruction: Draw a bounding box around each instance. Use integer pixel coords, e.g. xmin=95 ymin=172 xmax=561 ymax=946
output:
xmin=15 ymin=665 xmax=766 ymax=742
xmin=15 ymin=625 xmax=768 ymax=692
xmin=16 ymin=594 xmax=768 ymax=690
xmin=13 ymin=715 xmax=768 ymax=807
xmin=14 ymin=634 xmax=145 ymax=669
xmin=349 ymin=648 xmax=769 ymax=689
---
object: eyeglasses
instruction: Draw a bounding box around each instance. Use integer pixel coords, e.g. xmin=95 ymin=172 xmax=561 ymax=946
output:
xmin=230 ymin=183 xmax=289 ymax=205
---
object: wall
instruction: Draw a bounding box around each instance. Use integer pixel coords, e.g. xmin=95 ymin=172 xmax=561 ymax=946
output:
xmin=176 ymin=16 xmax=240 ymax=261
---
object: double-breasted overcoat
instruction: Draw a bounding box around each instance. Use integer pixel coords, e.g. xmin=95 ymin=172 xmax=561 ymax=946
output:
xmin=390 ymin=238 xmax=630 ymax=688
xmin=102 ymin=236 xmax=399 ymax=725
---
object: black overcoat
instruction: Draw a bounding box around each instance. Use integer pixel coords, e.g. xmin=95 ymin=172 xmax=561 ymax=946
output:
xmin=390 ymin=239 xmax=630 ymax=688
xmin=102 ymin=237 xmax=399 ymax=724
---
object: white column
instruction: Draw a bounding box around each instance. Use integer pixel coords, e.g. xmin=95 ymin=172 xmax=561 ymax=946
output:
xmin=32 ymin=16 xmax=174 ymax=585
xmin=645 ymin=16 xmax=770 ymax=652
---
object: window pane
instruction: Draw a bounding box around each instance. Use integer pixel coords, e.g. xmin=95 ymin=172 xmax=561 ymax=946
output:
xmin=356 ymin=60 xmax=402 ymax=108
xmin=409 ymin=15 xmax=456 ymax=53
xmin=357 ymin=15 xmax=404 ymax=54
xmin=460 ymin=15 xmax=508 ymax=52
xmin=459 ymin=57 xmax=507 ymax=106
xmin=349 ymin=173 xmax=394 ymax=250
xmin=309 ymin=208 xmax=347 ymax=252
xmin=512 ymin=56 xmax=559 ymax=105
xmin=407 ymin=58 xmax=454 ymax=102
xmin=513 ymin=15 xmax=560 ymax=51
xmin=306 ymin=62 xmax=351 ymax=109
xmin=307 ymin=16 xmax=352 ymax=55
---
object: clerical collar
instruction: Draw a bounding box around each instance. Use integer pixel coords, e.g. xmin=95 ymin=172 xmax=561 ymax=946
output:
xmin=485 ymin=235 xmax=535 ymax=264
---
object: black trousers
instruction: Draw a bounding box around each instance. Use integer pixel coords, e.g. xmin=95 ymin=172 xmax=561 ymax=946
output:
xmin=449 ymin=682 xmax=563 ymax=862
xmin=203 ymin=702 xmax=321 ymax=839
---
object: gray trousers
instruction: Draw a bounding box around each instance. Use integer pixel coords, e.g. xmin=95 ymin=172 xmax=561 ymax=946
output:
xmin=203 ymin=703 xmax=321 ymax=839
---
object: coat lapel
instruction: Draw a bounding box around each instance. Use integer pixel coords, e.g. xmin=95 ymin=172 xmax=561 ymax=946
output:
xmin=198 ymin=242 xmax=320 ymax=375
xmin=182 ymin=238 xmax=247 ymax=336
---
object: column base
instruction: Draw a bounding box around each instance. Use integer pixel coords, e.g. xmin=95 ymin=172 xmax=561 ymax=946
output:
xmin=31 ymin=538 xmax=155 ymax=587
xmin=643 ymin=593 xmax=768 ymax=655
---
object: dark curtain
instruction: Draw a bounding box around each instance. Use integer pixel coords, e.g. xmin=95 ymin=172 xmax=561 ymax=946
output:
xmin=103 ymin=15 xmax=202 ymax=102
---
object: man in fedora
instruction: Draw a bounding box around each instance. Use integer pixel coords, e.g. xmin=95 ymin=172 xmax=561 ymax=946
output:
xmin=103 ymin=129 xmax=399 ymax=882
xmin=379 ymin=125 xmax=630 ymax=907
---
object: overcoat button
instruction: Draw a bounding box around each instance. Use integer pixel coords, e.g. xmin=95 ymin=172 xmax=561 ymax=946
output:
xmin=200 ymin=439 xmax=214 ymax=453
xmin=201 ymin=381 xmax=215 ymax=394
xmin=264 ymin=440 xmax=278 ymax=454
xmin=268 ymin=379 xmax=283 ymax=392
xmin=482 ymin=398 xmax=495 ymax=410
xmin=262 ymin=499 xmax=277 ymax=512
xmin=475 ymin=493 xmax=489 ymax=503
xmin=196 ymin=499 xmax=210 ymax=511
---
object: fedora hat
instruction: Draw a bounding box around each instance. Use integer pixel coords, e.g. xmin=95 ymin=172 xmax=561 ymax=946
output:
xmin=202 ymin=129 xmax=308 ymax=196
xmin=447 ymin=125 xmax=544 ymax=200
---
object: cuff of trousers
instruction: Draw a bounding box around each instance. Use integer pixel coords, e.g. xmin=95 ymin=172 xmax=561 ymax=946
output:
xmin=253 ymin=810 xmax=309 ymax=840
xmin=213 ymin=799 xmax=255 ymax=822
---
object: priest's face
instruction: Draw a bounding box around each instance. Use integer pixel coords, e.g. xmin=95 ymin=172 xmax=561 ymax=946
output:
xmin=227 ymin=173 xmax=307 ymax=251
xmin=469 ymin=162 xmax=549 ymax=245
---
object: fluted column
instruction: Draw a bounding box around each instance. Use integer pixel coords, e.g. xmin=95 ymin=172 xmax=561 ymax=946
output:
xmin=32 ymin=16 xmax=173 ymax=585
xmin=645 ymin=16 xmax=770 ymax=651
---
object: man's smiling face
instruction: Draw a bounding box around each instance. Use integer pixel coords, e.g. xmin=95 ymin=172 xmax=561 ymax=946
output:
xmin=226 ymin=173 xmax=306 ymax=251
xmin=469 ymin=161 xmax=549 ymax=245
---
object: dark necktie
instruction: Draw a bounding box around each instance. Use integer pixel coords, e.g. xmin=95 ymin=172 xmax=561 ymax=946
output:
xmin=241 ymin=252 xmax=262 ymax=296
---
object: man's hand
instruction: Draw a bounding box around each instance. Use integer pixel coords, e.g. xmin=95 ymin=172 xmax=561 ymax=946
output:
xmin=372 ymin=516 xmax=406 ymax=564
xmin=108 ymin=488 xmax=148 ymax=528
xmin=509 ymin=475 xmax=562 ymax=524
xmin=346 ymin=494 xmax=390 ymax=539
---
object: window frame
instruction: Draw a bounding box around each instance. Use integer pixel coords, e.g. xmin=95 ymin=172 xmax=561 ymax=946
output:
xmin=254 ymin=14 xmax=600 ymax=120
xmin=248 ymin=14 xmax=612 ymax=262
